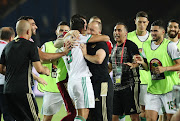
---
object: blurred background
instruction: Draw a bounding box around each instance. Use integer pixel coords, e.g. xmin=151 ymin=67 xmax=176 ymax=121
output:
xmin=1 ymin=0 xmax=180 ymax=46
xmin=1 ymin=0 xmax=180 ymax=120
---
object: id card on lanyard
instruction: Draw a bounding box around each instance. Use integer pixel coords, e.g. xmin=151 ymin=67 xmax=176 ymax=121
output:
xmin=115 ymin=39 xmax=127 ymax=84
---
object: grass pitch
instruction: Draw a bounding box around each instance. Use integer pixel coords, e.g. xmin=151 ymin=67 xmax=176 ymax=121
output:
xmin=1 ymin=96 xmax=131 ymax=121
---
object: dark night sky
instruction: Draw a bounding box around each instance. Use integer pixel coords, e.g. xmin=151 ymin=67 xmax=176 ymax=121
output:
xmin=1 ymin=0 xmax=180 ymax=45
xmin=76 ymin=0 xmax=180 ymax=43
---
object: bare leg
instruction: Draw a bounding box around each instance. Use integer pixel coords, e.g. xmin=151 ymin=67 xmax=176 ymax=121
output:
xmin=171 ymin=109 xmax=180 ymax=121
xmin=140 ymin=105 xmax=145 ymax=117
xmin=76 ymin=108 xmax=89 ymax=120
xmin=166 ymin=113 xmax=173 ymax=121
xmin=146 ymin=110 xmax=158 ymax=121
xmin=130 ymin=113 xmax=140 ymax=121
xmin=112 ymin=115 xmax=120 ymax=121
xmin=42 ymin=115 xmax=53 ymax=121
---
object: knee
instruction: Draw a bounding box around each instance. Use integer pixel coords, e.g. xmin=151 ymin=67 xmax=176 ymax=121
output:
xmin=140 ymin=105 xmax=145 ymax=112
xmin=140 ymin=108 xmax=146 ymax=118
xmin=112 ymin=115 xmax=119 ymax=121
xmin=166 ymin=114 xmax=173 ymax=121
xmin=130 ymin=114 xmax=139 ymax=121
xmin=146 ymin=114 xmax=156 ymax=121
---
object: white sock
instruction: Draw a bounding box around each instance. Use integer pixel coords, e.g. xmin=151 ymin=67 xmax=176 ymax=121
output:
xmin=119 ymin=115 xmax=125 ymax=121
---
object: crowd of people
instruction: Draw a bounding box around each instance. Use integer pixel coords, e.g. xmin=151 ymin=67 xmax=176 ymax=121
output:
xmin=0 ymin=11 xmax=180 ymax=121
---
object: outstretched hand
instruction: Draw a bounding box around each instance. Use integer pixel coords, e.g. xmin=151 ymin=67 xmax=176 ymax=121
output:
xmin=38 ymin=77 xmax=48 ymax=86
xmin=124 ymin=62 xmax=134 ymax=69
xmin=133 ymin=54 xmax=144 ymax=64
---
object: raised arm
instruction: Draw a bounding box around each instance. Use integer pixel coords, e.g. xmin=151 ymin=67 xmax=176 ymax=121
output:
xmin=54 ymin=30 xmax=80 ymax=48
xmin=38 ymin=48 xmax=68 ymax=63
xmin=88 ymin=34 xmax=110 ymax=43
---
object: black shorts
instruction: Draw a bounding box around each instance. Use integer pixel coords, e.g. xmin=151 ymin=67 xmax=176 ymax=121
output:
xmin=0 ymin=85 xmax=14 ymax=120
xmin=4 ymin=93 xmax=39 ymax=121
xmin=113 ymin=83 xmax=140 ymax=116
xmin=88 ymin=79 xmax=113 ymax=121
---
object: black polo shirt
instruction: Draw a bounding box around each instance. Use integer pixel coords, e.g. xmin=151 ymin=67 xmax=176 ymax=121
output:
xmin=0 ymin=38 xmax=40 ymax=94
xmin=86 ymin=42 xmax=111 ymax=84
xmin=110 ymin=40 xmax=140 ymax=91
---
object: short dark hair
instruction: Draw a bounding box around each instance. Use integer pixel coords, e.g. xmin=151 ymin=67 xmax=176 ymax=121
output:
xmin=136 ymin=11 xmax=148 ymax=19
xmin=57 ymin=21 xmax=69 ymax=27
xmin=0 ymin=27 xmax=15 ymax=40
xmin=116 ymin=22 xmax=128 ymax=32
xmin=71 ymin=14 xmax=86 ymax=20
xmin=168 ymin=19 xmax=180 ymax=28
xmin=70 ymin=14 xmax=85 ymax=32
xmin=17 ymin=16 xmax=34 ymax=21
xmin=151 ymin=20 xmax=165 ymax=29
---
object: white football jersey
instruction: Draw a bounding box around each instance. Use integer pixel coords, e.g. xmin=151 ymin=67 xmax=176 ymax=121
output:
xmin=0 ymin=40 xmax=8 ymax=85
xmin=60 ymin=34 xmax=92 ymax=80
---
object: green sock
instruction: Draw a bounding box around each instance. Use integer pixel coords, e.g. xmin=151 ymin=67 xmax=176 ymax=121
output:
xmin=74 ymin=116 xmax=86 ymax=121
xmin=140 ymin=117 xmax=146 ymax=121
xmin=119 ymin=115 xmax=125 ymax=119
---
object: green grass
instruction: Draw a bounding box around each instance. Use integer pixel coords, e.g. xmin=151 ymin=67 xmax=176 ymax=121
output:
xmin=36 ymin=97 xmax=67 ymax=121
xmin=1 ymin=96 xmax=131 ymax=121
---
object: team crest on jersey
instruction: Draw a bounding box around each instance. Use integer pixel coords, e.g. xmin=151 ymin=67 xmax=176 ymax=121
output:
xmin=139 ymin=48 xmax=142 ymax=54
xmin=91 ymin=44 xmax=96 ymax=48
xmin=150 ymin=58 xmax=165 ymax=80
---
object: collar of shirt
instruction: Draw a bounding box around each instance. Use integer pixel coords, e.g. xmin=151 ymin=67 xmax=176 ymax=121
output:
xmin=0 ymin=40 xmax=8 ymax=44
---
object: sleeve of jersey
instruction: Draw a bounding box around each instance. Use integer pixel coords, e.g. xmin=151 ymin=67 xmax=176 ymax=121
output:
xmin=130 ymin=42 xmax=139 ymax=57
xmin=96 ymin=42 xmax=109 ymax=55
xmin=106 ymin=40 xmax=113 ymax=54
xmin=79 ymin=34 xmax=92 ymax=43
xmin=30 ymin=44 xmax=40 ymax=62
xmin=167 ymin=42 xmax=180 ymax=60
xmin=0 ymin=49 xmax=5 ymax=65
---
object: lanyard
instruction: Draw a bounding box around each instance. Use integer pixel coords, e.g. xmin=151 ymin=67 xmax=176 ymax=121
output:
xmin=115 ymin=39 xmax=127 ymax=64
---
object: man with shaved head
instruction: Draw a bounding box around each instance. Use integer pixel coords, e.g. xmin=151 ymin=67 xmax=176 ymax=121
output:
xmin=18 ymin=16 xmax=69 ymax=62
xmin=0 ymin=27 xmax=15 ymax=121
xmin=0 ymin=20 xmax=50 ymax=121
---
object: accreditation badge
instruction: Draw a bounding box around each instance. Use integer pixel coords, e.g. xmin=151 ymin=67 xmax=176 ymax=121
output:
xmin=115 ymin=66 xmax=122 ymax=84
xmin=51 ymin=64 xmax=57 ymax=78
